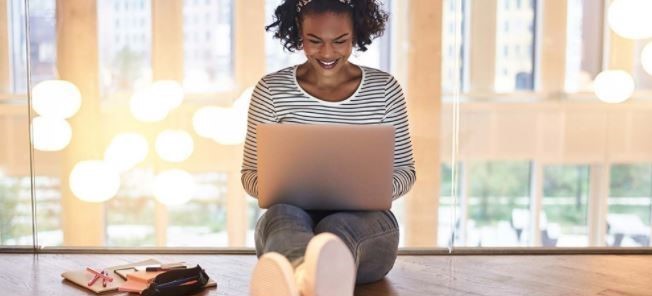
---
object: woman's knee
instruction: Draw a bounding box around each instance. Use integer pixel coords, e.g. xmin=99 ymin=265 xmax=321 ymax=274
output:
xmin=258 ymin=204 xmax=312 ymax=229
xmin=255 ymin=204 xmax=312 ymax=242
xmin=355 ymin=229 xmax=399 ymax=284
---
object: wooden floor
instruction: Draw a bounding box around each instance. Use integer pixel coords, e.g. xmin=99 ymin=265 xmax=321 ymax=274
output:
xmin=0 ymin=254 xmax=651 ymax=295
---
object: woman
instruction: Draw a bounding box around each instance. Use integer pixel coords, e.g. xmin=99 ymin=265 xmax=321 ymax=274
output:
xmin=243 ymin=0 xmax=416 ymax=295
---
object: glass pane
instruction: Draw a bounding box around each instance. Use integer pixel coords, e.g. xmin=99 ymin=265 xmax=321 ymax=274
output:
xmin=98 ymin=0 xmax=152 ymax=97
xmin=543 ymin=165 xmax=589 ymax=247
xmin=183 ymin=0 xmax=234 ymax=92
xmin=0 ymin=119 xmax=32 ymax=246
xmin=565 ymin=0 xmax=603 ymax=93
xmin=167 ymin=172 xmax=228 ymax=247
xmin=439 ymin=163 xmax=457 ymax=247
xmin=463 ymin=161 xmax=531 ymax=247
xmin=3 ymin=0 xmax=55 ymax=247
xmin=441 ymin=0 xmax=466 ymax=94
xmin=495 ymin=0 xmax=536 ymax=92
xmin=106 ymin=169 xmax=156 ymax=246
xmin=9 ymin=0 xmax=57 ymax=93
xmin=607 ymin=164 xmax=651 ymax=247
xmin=634 ymin=38 xmax=652 ymax=91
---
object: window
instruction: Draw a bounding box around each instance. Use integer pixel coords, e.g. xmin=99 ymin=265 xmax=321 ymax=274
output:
xmin=495 ymin=0 xmax=536 ymax=92
xmin=633 ymin=38 xmax=652 ymax=91
xmin=9 ymin=0 xmax=57 ymax=93
xmin=564 ymin=0 xmax=603 ymax=93
xmin=608 ymin=164 xmax=651 ymax=247
xmin=543 ymin=165 xmax=589 ymax=247
xmin=462 ymin=161 xmax=531 ymax=247
xmin=0 ymin=119 xmax=49 ymax=247
xmin=166 ymin=172 xmax=229 ymax=247
xmin=439 ymin=163 xmax=458 ymax=247
xmin=183 ymin=0 xmax=234 ymax=93
xmin=98 ymin=0 xmax=152 ymax=97
xmin=441 ymin=0 xmax=466 ymax=94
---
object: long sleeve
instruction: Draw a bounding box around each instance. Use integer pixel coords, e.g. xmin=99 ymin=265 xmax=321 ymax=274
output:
xmin=241 ymin=78 xmax=277 ymax=198
xmin=383 ymin=76 xmax=417 ymax=200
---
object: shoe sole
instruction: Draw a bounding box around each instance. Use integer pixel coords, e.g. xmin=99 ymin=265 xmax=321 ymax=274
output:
xmin=302 ymin=233 xmax=355 ymax=296
xmin=250 ymin=252 xmax=299 ymax=296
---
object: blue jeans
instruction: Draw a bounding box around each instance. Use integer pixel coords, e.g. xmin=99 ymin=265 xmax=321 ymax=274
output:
xmin=254 ymin=203 xmax=400 ymax=284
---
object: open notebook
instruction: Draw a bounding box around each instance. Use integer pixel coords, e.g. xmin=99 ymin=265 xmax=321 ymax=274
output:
xmin=61 ymin=258 xmax=217 ymax=294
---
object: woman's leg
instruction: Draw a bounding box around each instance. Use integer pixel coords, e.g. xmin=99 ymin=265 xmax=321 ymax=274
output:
xmin=313 ymin=210 xmax=399 ymax=284
xmin=254 ymin=203 xmax=316 ymax=264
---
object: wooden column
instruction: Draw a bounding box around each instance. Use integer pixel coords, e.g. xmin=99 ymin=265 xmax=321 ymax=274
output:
xmin=229 ymin=0 xmax=265 ymax=247
xmin=234 ymin=0 xmax=265 ymax=88
xmin=468 ymin=0 xmax=497 ymax=94
xmin=57 ymin=0 xmax=104 ymax=246
xmin=151 ymin=0 xmax=184 ymax=247
xmin=152 ymin=0 xmax=183 ymax=81
xmin=405 ymin=0 xmax=441 ymax=247
xmin=538 ymin=0 xmax=567 ymax=94
xmin=0 ymin=0 xmax=9 ymax=94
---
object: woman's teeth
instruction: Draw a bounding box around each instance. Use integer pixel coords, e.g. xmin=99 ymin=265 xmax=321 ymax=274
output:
xmin=318 ymin=59 xmax=337 ymax=68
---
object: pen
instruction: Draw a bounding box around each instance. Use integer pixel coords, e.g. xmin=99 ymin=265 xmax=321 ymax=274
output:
xmin=145 ymin=265 xmax=187 ymax=272
xmin=86 ymin=268 xmax=113 ymax=286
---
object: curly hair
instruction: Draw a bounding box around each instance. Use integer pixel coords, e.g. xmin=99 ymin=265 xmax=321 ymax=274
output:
xmin=265 ymin=0 xmax=389 ymax=52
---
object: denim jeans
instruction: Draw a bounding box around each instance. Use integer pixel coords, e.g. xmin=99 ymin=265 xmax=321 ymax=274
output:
xmin=254 ymin=203 xmax=400 ymax=284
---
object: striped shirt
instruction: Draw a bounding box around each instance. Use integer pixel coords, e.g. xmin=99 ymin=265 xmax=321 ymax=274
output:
xmin=241 ymin=65 xmax=416 ymax=200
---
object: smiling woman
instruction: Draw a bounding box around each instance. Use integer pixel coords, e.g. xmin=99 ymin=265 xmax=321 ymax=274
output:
xmin=246 ymin=1 xmax=415 ymax=295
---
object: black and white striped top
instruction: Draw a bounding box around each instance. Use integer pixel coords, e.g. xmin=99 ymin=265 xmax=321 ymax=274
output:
xmin=241 ymin=65 xmax=416 ymax=200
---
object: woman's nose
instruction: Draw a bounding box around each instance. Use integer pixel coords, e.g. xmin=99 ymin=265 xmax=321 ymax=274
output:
xmin=320 ymin=43 xmax=335 ymax=58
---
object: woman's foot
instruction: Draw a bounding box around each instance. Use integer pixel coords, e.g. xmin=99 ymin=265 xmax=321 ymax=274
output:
xmin=296 ymin=233 xmax=356 ymax=296
xmin=250 ymin=252 xmax=300 ymax=296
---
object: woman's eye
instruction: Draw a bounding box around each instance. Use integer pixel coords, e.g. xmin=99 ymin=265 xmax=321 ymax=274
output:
xmin=334 ymin=41 xmax=346 ymax=44
xmin=308 ymin=40 xmax=321 ymax=44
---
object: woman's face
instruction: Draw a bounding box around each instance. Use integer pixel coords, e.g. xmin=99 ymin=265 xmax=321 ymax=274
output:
xmin=300 ymin=12 xmax=354 ymax=77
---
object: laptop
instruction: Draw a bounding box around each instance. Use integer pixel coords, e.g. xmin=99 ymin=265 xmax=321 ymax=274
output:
xmin=256 ymin=123 xmax=395 ymax=211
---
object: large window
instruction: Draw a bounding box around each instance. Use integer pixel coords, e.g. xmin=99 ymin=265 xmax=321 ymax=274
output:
xmin=5 ymin=0 xmax=652 ymax=251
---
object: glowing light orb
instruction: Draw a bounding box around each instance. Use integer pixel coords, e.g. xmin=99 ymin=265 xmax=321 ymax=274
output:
xmin=31 ymin=116 xmax=72 ymax=151
xmin=155 ymin=130 xmax=194 ymax=162
xmin=32 ymin=80 xmax=82 ymax=119
xmin=104 ymin=133 xmax=149 ymax=172
xmin=153 ymin=169 xmax=196 ymax=206
xmin=69 ymin=160 xmax=121 ymax=202
xmin=593 ymin=70 xmax=635 ymax=103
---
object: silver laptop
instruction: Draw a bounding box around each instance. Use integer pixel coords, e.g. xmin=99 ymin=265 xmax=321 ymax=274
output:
xmin=257 ymin=123 xmax=395 ymax=210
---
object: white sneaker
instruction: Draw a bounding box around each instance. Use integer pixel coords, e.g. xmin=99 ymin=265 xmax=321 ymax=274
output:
xmin=298 ymin=233 xmax=356 ymax=296
xmin=250 ymin=252 xmax=300 ymax=296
